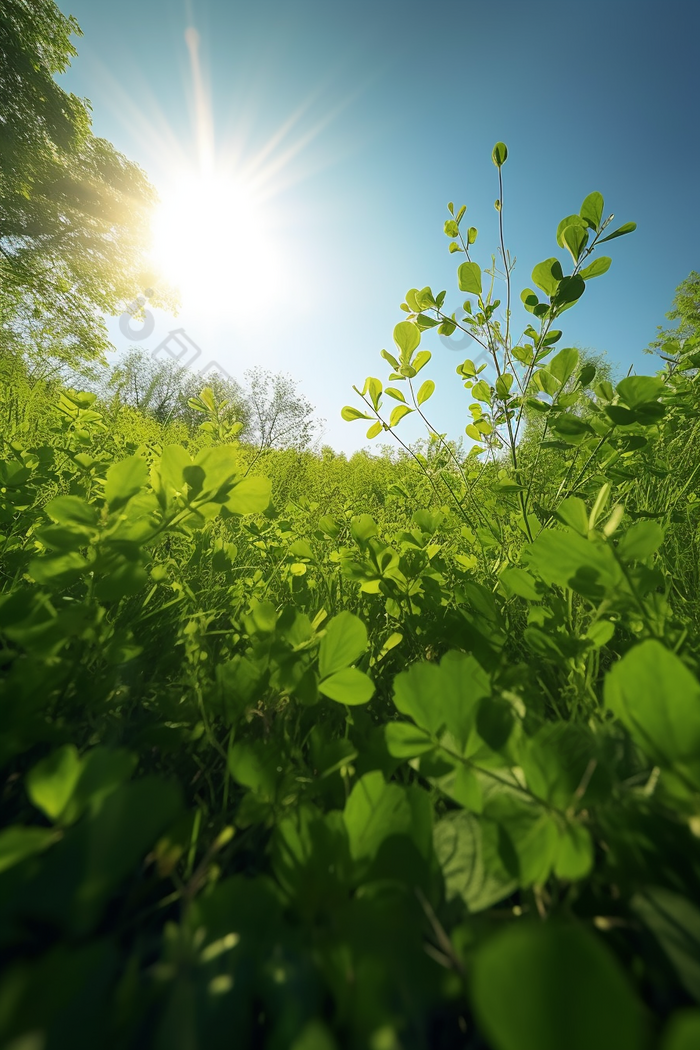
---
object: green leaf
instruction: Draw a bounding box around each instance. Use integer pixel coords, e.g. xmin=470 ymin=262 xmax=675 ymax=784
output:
xmin=0 ymin=826 xmax=57 ymax=874
xmin=580 ymin=191 xmax=604 ymax=230
xmin=412 ymin=350 xmax=432 ymax=374
xmin=416 ymin=379 xmax=435 ymax=405
xmin=662 ymin=1010 xmax=700 ymax=1050
xmin=366 ymin=421 xmax=382 ymax=439
xmin=618 ymin=521 xmax=664 ymax=561
xmin=45 ymin=496 xmax=97 ymax=527
xmin=434 ymin=810 xmax=517 ymax=913
xmin=554 ymin=822 xmax=594 ymax=880
xmin=579 ymin=256 xmax=612 ymax=280
xmin=472 ymin=923 xmax=646 ymax=1050
xmin=341 ymin=405 xmax=372 ymax=422
xmin=531 ymin=258 xmax=563 ymax=297
xmin=561 ymin=224 xmax=589 ymax=263
xmin=605 ymin=640 xmax=700 ymax=785
xmin=548 ymin=346 xmax=579 ymax=385
xmin=389 ymin=404 xmax=414 ymax=427
xmin=224 ymin=476 xmax=271 ymax=515
xmin=319 ymin=611 xmax=368 ymax=677
xmin=105 ymin=456 xmax=149 ymax=511
xmin=599 ymin=221 xmax=637 ymax=243
xmin=499 ymin=567 xmax=541 ymax=600
xmin=472 ymin=380 xmax=492 ymax=403
xmin=492 ymin=141 xmax=508 ymax=167
xmin=533 ymin=370 xmax=560 ymax=397
xmin=458 ymin=261 xmax=483 ymax=294
xmin=552 ymin=274 xmax=585 ymax=307
xmin=495 ymin=373 xmax=514 ymax=398
xmin=26 ymin=745 xmax=83 ymax=822
xmin=556 ymin=214 xmax=588 ymax=248
xmin=319 ymin=667 xmax=375 ymax=705
xmin=154 ymin=445 xmax=191 ymax=505
xmin=393 ymin=651 xmax=490 ymax=752
xmin=380 ymin=348 xmax=399 ymax=369
xmin=525 ymin=528 xmax=621 ymax=594
xmin=555 ymin=497 xmax=589 ymax=535
xmin=343 ymin=772 xmax=414 ymax=864
xmin=384 ymin=386 xmax=406 ymax=403
xmin=616 ymin=375 xmax=665 ymax=408
xmin=393 ymin=320 xmax=421 ymax=359
xmin=385 ymin=721 xmax=435 ymax=758
xmin=632 ymin=888 xmax=700 ymax=1003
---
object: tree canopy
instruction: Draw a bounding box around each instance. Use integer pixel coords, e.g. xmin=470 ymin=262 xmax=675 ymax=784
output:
xmin=0 ymin=0 xmax=169 ymax=365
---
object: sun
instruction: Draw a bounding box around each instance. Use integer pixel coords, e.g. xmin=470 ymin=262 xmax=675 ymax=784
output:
xmin=151 ymin=173 xmax=279 ymax=312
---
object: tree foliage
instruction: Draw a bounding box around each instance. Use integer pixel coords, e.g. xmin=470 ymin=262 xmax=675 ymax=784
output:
xmin=0 ymin=0 xmax=169 ymax=364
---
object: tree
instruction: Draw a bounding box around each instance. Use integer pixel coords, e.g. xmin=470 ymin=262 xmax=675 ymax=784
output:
xmin=242 ymin=368 xmax=321 ymax=452
xmin=87 ymin=348 xmax=247 ymax=430
xmin=646 ymin=271 xmax=700 ymax=358
xmin=0 ymin=0 xmax=170 ymax=365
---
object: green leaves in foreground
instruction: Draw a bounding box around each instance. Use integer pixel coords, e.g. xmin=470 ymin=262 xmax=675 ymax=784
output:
xmin=318 ymin=611 xmax=375 ymax=705
xmin=605 ymin=640 xmax=700 ymax=792
xmin=472 ymin=923 xmax=646 ymax=1050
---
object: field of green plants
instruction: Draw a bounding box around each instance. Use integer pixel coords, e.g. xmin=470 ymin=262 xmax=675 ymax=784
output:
xmin=3 ymin=5 xmax=700 ymax=1047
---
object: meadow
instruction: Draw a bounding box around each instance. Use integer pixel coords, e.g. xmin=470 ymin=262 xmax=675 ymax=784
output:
xmin=2 ymin=4 xmax=700 ymax=1047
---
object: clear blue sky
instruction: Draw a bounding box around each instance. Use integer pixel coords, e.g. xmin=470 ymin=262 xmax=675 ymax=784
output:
xmin=58 ymin=0 xmax=700 ymax=453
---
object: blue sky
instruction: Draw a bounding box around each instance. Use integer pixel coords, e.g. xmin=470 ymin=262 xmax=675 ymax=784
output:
xmin=58 ymin=0 xmax=700 ymax=453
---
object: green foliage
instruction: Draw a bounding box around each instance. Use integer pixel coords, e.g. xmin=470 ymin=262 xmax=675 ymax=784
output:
xmin=2 ymin=129 xmax=700 ymax=1050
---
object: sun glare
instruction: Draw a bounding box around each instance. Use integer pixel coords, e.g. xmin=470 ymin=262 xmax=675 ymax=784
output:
xmin=151 ymin=174 xmax=278 ymax=312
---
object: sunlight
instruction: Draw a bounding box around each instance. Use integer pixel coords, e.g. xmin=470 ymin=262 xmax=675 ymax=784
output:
xmin=151 ymin=172 xmax=279 ymax=312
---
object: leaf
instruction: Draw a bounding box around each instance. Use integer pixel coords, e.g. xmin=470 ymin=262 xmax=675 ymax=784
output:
xmin=492 ymin=141 xmax=508 ymax=167
xmin=579 ymin=256 xmax=611 ymax=280
xmin=381 ymin=348 xmax=399 ymax=369
xmin=548 ymin=346 xmax=579 ymax=385
xmin=472 ymin=380 xmax=491 ymax=403
xmin=224 ymin=476 xmax=271 ymax=515
xmin=393 ymin=320 xmax=420 ymax=358
xmin=580 ymin=191 xmax=604 ymax=230
xmin=384 ymin=387 xmax=406 ymax=402
xmin=319 ymin=667 xmax=375 ymax=705
xmin=385 ymin=721 xmax=435 ymax=758
xmin=389 ymin=404 xmax=414 ymax=427
xmin=525 ymin=528 xmax=621 ymax=594
xmin=616 ymin=375 xmax=665 ymax=409
xmin=341 ymin=405 xmax=372 ymax=422
xmin=531 ymin=258 xmax=563 ymax=297
xmin=554 ymin=822 xmax=594 ymax=880
xmin=0 ymin=826 xmax=57 ymax=874
xmin=599 ymin=221 xmax=637 ymax=243
xmin=105 ymin=456 xmax=148 ymax=511
xmin=552 ymin=274 xmax=586 ymax=306
xmin=472 ymin=923 xmax=646 ymax=1050
xmin=632 ymin=888 xmax=700 ymax=1003
xmin=662 ymin=1010 xmax=700 ymax=1050
xmin=434 ymin=810 xmax=517 ymax=913
xmin=618 ymin=521 xmax=664 ymax=561
xmin=561 ymin=224 xmax=589 ymax=263
xmin=26 ymin=745 xmax=83 ymax=821
xmin=319 ymin=611 xmax=368 ymax=677
xmin=366 ymin=421 xmax=382 ymax=439
xmin=44 ymin=496 xmax=97 ymax=527
xmin=605 ymin=640 xmax=700 ymax=785
xmin=458 ymin=261 xmax=483 ymax=294
xmin=495 ymin=373 xmax=514 ymax=398
xmin=556 ymin=214 xmax=588 ymax=248
xmin=412 ymin=350 xmax=432 ymax=374
xmin=343 ymin=771 xmax=413 ymax=864
xmin=417 ymin=380 xmax=435 ymax=405
xmin=499 ymin=567 xmax=541 ymax=600
xmin=393 ymin=651 xmax=490 ymax=752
